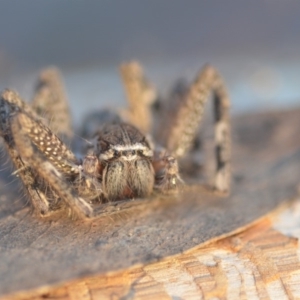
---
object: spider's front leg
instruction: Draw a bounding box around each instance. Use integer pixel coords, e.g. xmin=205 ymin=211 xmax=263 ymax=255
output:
xmin=11 ymin=111 xmax=96 ymax=218
xmin=0 ymin=90 xmax=55 ymax=215
xmin=162 ymin=65 xmax=231 ymax=194
xmin=1 ymin=90 xmax=98 ymax=218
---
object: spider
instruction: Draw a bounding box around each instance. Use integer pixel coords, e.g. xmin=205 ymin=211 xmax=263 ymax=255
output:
xmin=0 ymin=62 xmax=230 ymax=219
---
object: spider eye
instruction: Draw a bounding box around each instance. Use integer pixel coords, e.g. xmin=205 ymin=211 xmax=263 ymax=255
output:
xmin=113 ymin=150 xmax=120 ymax=157
xmin=137 ymin=150 xmax=143 ymax=156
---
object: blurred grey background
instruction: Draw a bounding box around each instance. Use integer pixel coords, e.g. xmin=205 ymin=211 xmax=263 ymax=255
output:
xmin=0 ymin=0 xmax=300 ymax=124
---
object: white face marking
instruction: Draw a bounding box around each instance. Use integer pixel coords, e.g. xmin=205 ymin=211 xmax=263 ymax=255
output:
xmin=112 ymin=143 xmax=150 ymax=152
xmin=99 ymin=143 xmax=153 ymax=160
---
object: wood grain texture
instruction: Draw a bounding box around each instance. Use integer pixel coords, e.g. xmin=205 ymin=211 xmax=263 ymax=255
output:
xmin=4 ymin=200 xmax=300 ymax=300
xmin=1 ymin=108 xmax=300 ymax=298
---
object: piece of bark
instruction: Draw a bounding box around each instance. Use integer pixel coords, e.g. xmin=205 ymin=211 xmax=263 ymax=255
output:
xmin=7 ymin=200 xmax=300 ymax=300
xmin=0 ymin=108 xmax=300 ymax=298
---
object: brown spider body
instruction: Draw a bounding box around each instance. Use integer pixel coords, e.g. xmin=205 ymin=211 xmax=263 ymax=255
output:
xmin=92 ymin=122 xmax=155 ymax=200
xmin=0 ymin=62 xmax=231 ymax=219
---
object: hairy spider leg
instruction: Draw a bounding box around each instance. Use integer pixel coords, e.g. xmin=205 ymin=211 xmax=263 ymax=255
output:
xmin=11 ymin=111 xmax=94 ymax=218
xmin=120 ymin=61 xmax=156 ymax=134
xmin=0 ymin=90 xmax=60 ymax=215
xmin=31 ymin=69 xmax=104 ymax=206
xmin=163 ymin=65 xmax=231 ymax=193
xmin=1 ymin=90 xmax=98 ymax=218
xmin=31 ymin=67 xmax=73 ymax=140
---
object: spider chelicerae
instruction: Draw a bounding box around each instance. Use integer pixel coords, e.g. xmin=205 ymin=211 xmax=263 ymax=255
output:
xmin=0 ymin=62 xmax=231 ymax=219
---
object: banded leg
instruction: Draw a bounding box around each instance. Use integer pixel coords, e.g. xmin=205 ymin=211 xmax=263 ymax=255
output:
xmin=0 ymin=90 xmax=58 ymax=215
xmin=163 ymin=65 xmax=231 ymax=193
xmin=31 ymin=67 xmax=73 ymax=139
xmin=3 ymin=90 xmax=79 ymax=175
xmin=17 ymin=108 xmax=105 ymax=204
xmin=11 ymin=112 xmax=94 ymax=218
xmin=1 ymin=90 xmax=94 ymax=218
xmin=119 ymin=61 xmax=156 ymax=133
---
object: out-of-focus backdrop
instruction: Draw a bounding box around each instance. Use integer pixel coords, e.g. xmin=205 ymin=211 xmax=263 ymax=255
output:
xmin=0 ymin=0 xmax=300 ymax=124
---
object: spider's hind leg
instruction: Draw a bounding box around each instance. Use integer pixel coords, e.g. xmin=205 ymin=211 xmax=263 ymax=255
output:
xmin=81 ymin=62 xmax=157 ymax=154
xmin=162 ymin=65 xmax=231 ymax=194
xmin=31 ymin=67 xmax=73 ymax=140
xmin=119 ymin=61 xmax=156 ymax=134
